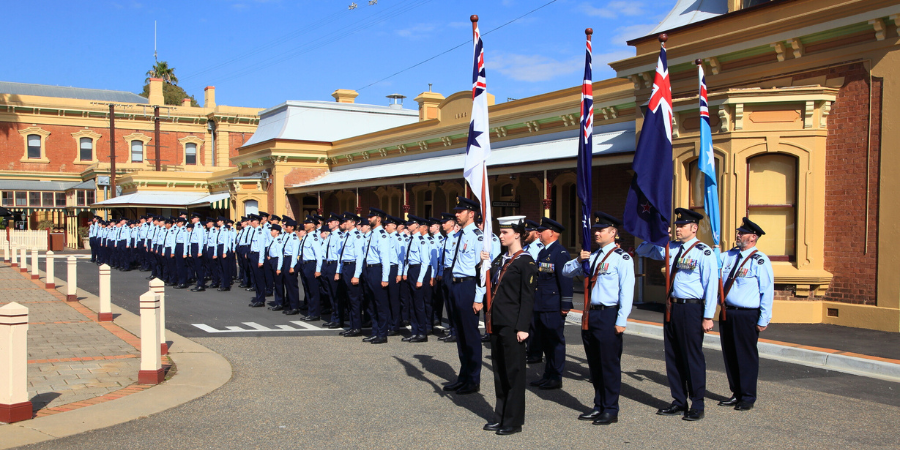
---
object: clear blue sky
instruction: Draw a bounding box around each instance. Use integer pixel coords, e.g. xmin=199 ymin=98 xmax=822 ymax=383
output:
xmin=6 ymin=0 xmax=674 ymax=108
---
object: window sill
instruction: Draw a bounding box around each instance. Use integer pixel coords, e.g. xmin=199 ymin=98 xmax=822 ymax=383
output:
xmin=20 ymin=156 xmax=50 ymax=164
xmin=73 ymin=160 xmax=98 ymax=165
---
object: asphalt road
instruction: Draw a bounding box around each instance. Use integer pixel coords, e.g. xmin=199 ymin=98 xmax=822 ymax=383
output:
xmin=24 ymin=256 xmax=900 ymax=448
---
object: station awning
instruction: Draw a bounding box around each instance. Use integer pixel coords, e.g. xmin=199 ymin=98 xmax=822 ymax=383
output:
xmin=92 ymin=191 xmax=207 ymax=208
xmin=289 ymin=124 xmax=635 ymax=193
xmin=187 ymin=193 xmax=231 ymax=210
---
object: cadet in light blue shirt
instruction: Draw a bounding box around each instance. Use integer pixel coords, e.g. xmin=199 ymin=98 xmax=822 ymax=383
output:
xmin=718 ymin=217 xmax=774 ymax=410
xmin=360 ymin=209 xmax=394 ymax=341
xmin=298 ymin=215 xmax=325 ymax=321
xmin=523 ymin=220 xmax=544 ymax=260
xmin=562 ymin=211 xmax=634 ymax=422
xmin=634 ymin=208 xmax=718 ymax=419
xmin=337 ymin=213 xmax=366 ymax=333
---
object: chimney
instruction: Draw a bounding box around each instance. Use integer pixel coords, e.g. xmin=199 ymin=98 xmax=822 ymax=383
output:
xmin=182 ymin=97 xmax=192 ymax=107
xmin=386 ymin=94 xmax=406 ymax=110
xmin=331 ymin=89 xmax=359 ymax=103
xmin=414 ymin=90 xmax=444 ymax=121
xmin=204 ymin=86 xmax=216 ymax=108
xmin=148 ymin=78 xmax=164 ymax=106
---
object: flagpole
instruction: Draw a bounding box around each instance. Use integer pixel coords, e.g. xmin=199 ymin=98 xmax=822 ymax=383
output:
xmin=471 ymin=14 xmax=493 ymax=335
xmin=657 ymin=33 xmax=674 ymax=323
xmin=581 ymin=27 xmax=593 ymax=332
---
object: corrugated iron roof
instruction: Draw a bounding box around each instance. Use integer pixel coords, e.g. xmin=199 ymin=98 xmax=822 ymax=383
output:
xmin=0 ymin=81 xmax=148 ymax=104
xmin=0 ymin=180 xmax=83 ymax=191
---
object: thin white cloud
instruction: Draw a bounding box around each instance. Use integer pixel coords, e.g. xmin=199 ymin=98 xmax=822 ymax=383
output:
xmin=611 ymin=23 xmax=658 ymax=44
xmin=396 ymin=23 xmax=436 ymax=39
xmin=490 ymin=53 xmax=582 ymax=83
xmin=578 ymin=1 xmax=645 ymax=19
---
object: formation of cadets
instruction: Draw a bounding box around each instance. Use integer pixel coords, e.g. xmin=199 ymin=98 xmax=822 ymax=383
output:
xmin=85 ymin=199 xmax=774 ymax=435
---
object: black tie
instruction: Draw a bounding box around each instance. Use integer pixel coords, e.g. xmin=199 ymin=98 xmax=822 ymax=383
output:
xmin=667 ymin=245 xmax=685 ymax=294
xmin=726 ymin=253 xmax=742 ymax=283
xmin=589 ymin=249 xmax=603 ymax=277
xmin=449 ymin=231 xmax=463 ymax=272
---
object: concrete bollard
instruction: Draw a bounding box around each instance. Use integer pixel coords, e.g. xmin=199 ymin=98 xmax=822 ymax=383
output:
xmin=45 ymin=251 xmax=55 ymax=289
xmin=19 ymin=247 xmax=26 ymax=273
xmin=98 ymin=264 xmax=112 ymax=321
xmin=30 ymin=248 xmax=38 ymax=280
xmin=137 ymin=291 xmax=164 ymax=385
xmin=149 ymin=278 xmax=167 ymax=355
xmin=0 ymin=302 xmax=32 ymax=424
xmin=66 ymin=256 xmax=77 ymax=302
xmin=10 ymin=244 xmax=17 ymax=268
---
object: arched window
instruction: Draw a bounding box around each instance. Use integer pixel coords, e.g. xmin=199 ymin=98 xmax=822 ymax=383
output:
xmin=131 ymin=140 xmax=143 ymax=162
xmin=27 ymin=134 xmax=41 ymax=159
xmin=688 ymin=159 xmax=723 ymax=247
xmin=185 ymin=143 xmax=197 ymax=165
xmin=747 ymin=154 xmax=797 ymax=260
xmin=244 ymin=199 xmax=259 ymax=216
xmin=79 ymin=137 xmax=93 ymax=161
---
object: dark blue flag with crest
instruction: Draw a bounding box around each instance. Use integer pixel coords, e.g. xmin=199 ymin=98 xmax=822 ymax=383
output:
xmin=576 ymin=30 xmax=593 ymax=272
xmin=623 ymin=39 xmax=673 ymax=246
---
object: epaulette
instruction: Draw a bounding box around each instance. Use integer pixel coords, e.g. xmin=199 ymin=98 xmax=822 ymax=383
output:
xmin=615 ymin=248 xmax=631 ymax=260
xmin=696 ymin=243 xmax=708 ymax=250
xmin=474 ymin=229 xmax=483 ymax=236
xmin=379 ymin=229 xmax=386 ymax=234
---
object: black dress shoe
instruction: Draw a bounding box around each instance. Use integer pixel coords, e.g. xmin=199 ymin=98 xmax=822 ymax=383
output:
xmin=410 ymin=335 xmax=428 ymax=343
xmin=443 ymin=335 xmax=457 ymax=343
xmin=496 ymin=426 xmax=521 ymax=436
xmin=656 ymin=404 xmax=686 ymax=416
xmin=386 ymin=329 xmax=398 ymax=336
xmin=529 ymin=379 xmax=549 ymax=387
xmin=244 ymin=287 xmax=255 ymax=291
xmin=145 ymin=276 xmax=155 ymax=280
xmin=481 ymin=334 xmax=490 ymax=343
xmin=578 ymin=410 xmax=602 ymax=421
xmin=483 ymin=423 xmax=501 ymax=431
xmin=401 ymin=336 xmax=414 ymax=342
xmin=734 ymin=402 xmax=754 ymax=411
xmin=218 ymin=287 xmax=231 ymax=291
xmin=682 ymin=409 xmax=704 ymax=421
xmin=269 ymin=305 xmax=285 ymax=311
xmin=438 ymin=335 xmax=451 ymax=341
xmin=284 ymin=309 xmax=300 ymax=315
xmin=210 ymin=285 xmax=219 ymax=289
xmin=442 ymin=381 xmax=464 ymax=391
xmin=592 ymin=413 xmax=618 ymax=425
xmin=362 ymin=336 xmax=377 ymax=342
xmin=343 ymin=329 xmax=362 ymax=337
xmin=526 ymin=356 xmax=542 ymax=364
xmin=400 ymin=320 xmax=410 ymax=328
xmin=301 ymin=316 xmax=320 ymax=322
xmin=265 ymin=292 xmax=273 ymax=297
xmin=539 ymin=379 xmax=562 ymax=390
xmin=249 ymin=302 xmax=265 ymax=307
xmin=455 ymin=383 xmax=480 ymax=395
xmin=369 ymin=337 xmax=387 ymax=344
xmin=322 ymin=321 xmax=334 ymax=327
xmin=718 ymin=396 xmax=739 ymax=407
xmin=325 ymin=323 xmax=341 ymax=329
xmin=173 ymin=284 xmax=187 ymax=289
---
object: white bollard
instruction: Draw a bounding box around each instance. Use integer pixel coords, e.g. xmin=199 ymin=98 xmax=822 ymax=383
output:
xmin=45 ymin=251 xmax=55 ymax=289
xmin=3 ymin=242 xmax=7 ymax=263
xmin=18 ymin=247 xmax=26 ymax=273
xmin=98 ymin=264 xmax=112 ymax=321
xmin=0 ymin=302 xmax=32 ymax=424
xmin=137 ymin=291 xmax=163 ymax=385
xmin=9 ymin=244 xmax=15 ymax=267
xmin=149 ymin=278 xmax=167 ymax=355
xmin=30 ymin=248 xmax=38 ymax=280
xmin=66 ymin=256 xmax=77 ymax=302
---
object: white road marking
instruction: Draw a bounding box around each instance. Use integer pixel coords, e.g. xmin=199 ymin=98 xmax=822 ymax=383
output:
xmin=191 ymin=321 xmax=327 ymax=333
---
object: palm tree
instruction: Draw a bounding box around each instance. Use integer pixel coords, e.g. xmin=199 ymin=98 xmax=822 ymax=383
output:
xmin=145 ymin=61 xmax=179 ymax=85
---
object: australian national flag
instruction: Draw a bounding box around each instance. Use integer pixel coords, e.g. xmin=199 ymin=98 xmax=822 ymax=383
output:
xmin=623 ymin=41 xmax=673 ymax=246
xmin=463 ymin=20 xmax=492 ymax=283
xmin=698 ymin=64 xmax=722 ymax=267
xmin=576 ymin=33 xmax=593 ymax=272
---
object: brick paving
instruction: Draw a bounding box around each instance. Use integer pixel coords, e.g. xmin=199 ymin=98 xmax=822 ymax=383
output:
xmin=0 ymin=263 xmax=163 ymax=417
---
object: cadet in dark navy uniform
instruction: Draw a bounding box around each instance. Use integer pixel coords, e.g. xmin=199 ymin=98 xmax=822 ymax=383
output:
xmin=481 ymin=216 xmax=537 ymax=436
xmin=718 ymin=217 xmax=774 ymax=411
xmin=563 ymin=212 xmax=635 ymax=425
xmin=636 ymin=208 xmax=719 ymax=421
xmin=529 ymin=217 xmax=574 ymax=390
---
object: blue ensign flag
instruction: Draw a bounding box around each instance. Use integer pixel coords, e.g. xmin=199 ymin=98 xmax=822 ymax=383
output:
xmin=576 ymin=32 xmax=593 ymax=272
xmin=623 ymin=41 xmax=673 ymax=246
xmin=698 ymin=64 xmax=722 ymax=267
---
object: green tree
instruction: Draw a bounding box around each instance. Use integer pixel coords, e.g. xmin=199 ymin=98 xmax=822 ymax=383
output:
xmin=145 ymin=61 xmax=179 ymax=85
xmin=138 ymin=83 xmax=200 ymax=107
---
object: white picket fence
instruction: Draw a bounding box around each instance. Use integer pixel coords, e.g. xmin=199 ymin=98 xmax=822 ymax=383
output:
xmin=6 ymin=230 xmax=48 ymax=251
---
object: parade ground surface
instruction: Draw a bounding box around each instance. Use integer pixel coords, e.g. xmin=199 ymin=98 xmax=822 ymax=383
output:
xmin=2 ymin=251 xmax=900 ymax=449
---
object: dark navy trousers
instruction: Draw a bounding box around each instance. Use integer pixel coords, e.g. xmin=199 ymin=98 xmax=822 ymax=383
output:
xmin=342 ymin=262 xmax=362 ymax=329
xmin=664 ymin=302 xmax=707 ymax=410
xmin=362 ymin=264 xmax=390 ymax=338
xmin=582 ymin=307 xmax=623 ymax=415
xmin=449 ymin=277 xmax=481 ymax=385
xmin=719 ymin=308 xmax=761 ymax=404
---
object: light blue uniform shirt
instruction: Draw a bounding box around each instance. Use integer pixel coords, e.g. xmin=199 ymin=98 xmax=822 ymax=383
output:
xmin=403 ymin=233 xmax=432 ymax=283
xmin=249 ymin=226 xmax=265 ymax=254
xmin=267 ymin=234 xmax=286 ymax=268
xmin=337 ymin=229 xmax=365 ymax=277
xmin=451 ymin=223 xmax=486 ymax=303
xmin=636 ymin=238 xmax=719 ymax=319
xmin=164 ymin=227 xmax=178 ymax=252
xmin=299 ymin=231 xmax=324 ymax=272
xmin=563 ymin=242 xmax=635 ymax=327
xmin=362 ymin=226 xmax=392 ymax=282
xmin=206 ymin=226 xmax=220 ymax=256
xmin=394 ymin=232 xmax=409 ymax=269
xmin=189 ymin=222 xmax=207 ymax=250
xmin=175 ymin=225 xmax=188 ymax=245
xmin=323 ymin=229 xmax=344 ymax=262
xmin=441 ymin=231 xmax=459 ymax=273
xmin=722 ymin=246 xmax=774 ymax=326
xmin=283 ymin=232 xmax=301 ymax=270
xmin=524 ymin=241 xmax=544 ymax=261
xmin=217 ymin=226 xmax=234 ymax=254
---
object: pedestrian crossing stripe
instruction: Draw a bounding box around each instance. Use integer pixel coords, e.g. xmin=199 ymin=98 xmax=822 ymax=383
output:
xmin=191 ymin=321 xmax=327 ymax=333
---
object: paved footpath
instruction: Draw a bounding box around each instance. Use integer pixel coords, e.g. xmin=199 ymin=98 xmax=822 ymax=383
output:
xmin=0 ymin=264 xmax=162 ymax=417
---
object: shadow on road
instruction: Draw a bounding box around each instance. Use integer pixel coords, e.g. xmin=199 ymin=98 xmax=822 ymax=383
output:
xmin=394 ymin=355 xmax=493 ymax=421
